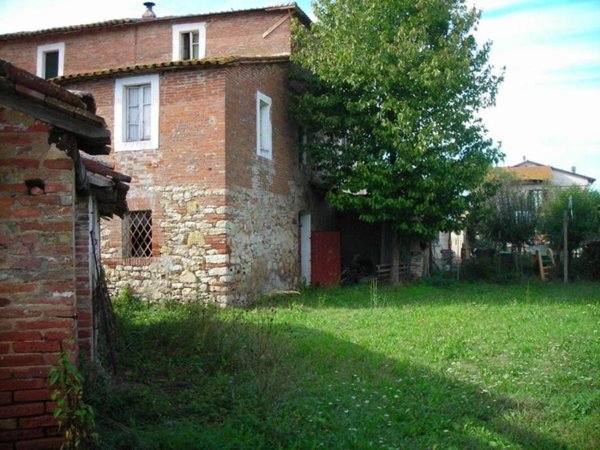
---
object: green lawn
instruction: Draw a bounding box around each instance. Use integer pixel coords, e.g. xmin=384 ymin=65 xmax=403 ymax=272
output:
xmin=89 ymin=282 xmax=600 ymax=449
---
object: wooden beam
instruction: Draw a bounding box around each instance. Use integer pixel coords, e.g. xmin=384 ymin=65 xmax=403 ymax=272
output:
xmin=88 ymin=172 xmax=114 ymax=188
xmin=263 ymin=14 xmax=290 ymax=38
xmin=0 ymin=88 xmax=111 ymax=154
xmin=82 ymin=157 xmax=131 ymax=182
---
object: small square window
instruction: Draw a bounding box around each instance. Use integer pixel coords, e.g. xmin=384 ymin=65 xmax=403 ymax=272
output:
xmin=36 ymin=43 xmax=64 ymax=79
xmin=180 ymin=31 xmax=200 ymax=60
xmin=124 ymin=210 xmax=152 ymax=258
xmin=172 ymin=23 xmax=206 ymax=61
xmin=256 ymin=92 xmax=272 ymax=159
xmin=44 ymin=51 xmax=59 ymax=79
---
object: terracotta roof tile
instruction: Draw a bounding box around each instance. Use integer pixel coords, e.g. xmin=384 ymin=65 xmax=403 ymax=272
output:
xmin=0 ymin=3 xmax=308 ymax=40
xmin=53 ymin=54 xmax=291 ymax=83
xmin=503 ymin=165 xmax=554 ymax=181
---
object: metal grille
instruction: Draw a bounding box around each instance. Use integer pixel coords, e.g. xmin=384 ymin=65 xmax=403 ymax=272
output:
xmin=126 ymin=210 xmax=152 ymax=258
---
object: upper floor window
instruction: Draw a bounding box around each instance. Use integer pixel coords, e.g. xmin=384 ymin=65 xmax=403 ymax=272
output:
xmin=172 ymin=23 xmax=206 ymax=61
xmin=114 ymin=74 xmax=159 ymax=151
xmin=36 ymin=43 xmax=64 ymax=79
xmin=256 ymin=92 xmax=272 ymax=160
xmin=126 ymin=84 xmax=152 ymax=142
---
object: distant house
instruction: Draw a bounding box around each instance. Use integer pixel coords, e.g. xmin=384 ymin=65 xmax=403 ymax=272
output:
xmin=505 ymin=159 xmax=595 ymax=188
xmin=0 ymin=59 xmax=129 ymax=449
xmin=432 ymin=159 xmax=596 ymax=268
xmin=502 ymin=159 xmax=595 ymax=209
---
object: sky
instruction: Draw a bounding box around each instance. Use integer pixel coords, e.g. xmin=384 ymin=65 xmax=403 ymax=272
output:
xmin=0 ymin=0 xmax=599 ymax=186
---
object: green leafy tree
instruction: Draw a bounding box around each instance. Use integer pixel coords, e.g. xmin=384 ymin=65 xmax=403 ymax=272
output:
xmin=475 ymin=172 xmax=539 ymax=249
xmin=291 ymin=0 xmax=503 ymax=282
xmin=540 ymin=186 xmax=600 ymax=261
xmin=468 ymin=171 xmax=539 ymax=275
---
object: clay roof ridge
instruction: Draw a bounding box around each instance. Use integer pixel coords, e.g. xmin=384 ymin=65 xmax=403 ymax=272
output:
xmin=0 ymin=3 xmax=309 ymax=40
xmin=53 ymin=54 xmax=292 ymax=83
xmin=0 ymin=59 xmax=105 ymax=124
xmin=510 ymin=159 xmax=595 ymax=183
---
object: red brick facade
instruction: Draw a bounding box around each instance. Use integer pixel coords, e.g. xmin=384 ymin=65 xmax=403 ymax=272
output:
xmin=0 ymin=57 xmax=129 ymax=448
xmin=0 ymin=9 xmax=293 ymax=76
xmin=0 ymin=109 xmax=74 ymax=449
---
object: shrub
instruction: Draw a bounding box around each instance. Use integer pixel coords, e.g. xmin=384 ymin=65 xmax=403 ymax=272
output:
xmin=582 ymin=239 xmax=600 ymax=280
xmin=461 ymin=257 xmax=494 ymax=281
xmin=50 ymin=345 xmax=97 ymax=449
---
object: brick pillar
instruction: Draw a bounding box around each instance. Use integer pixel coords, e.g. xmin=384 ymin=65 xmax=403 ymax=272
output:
xmin=0 ymin=107 xmax=76 ymax=449
xmin=74 ymin=197 xmax=94 ymax=359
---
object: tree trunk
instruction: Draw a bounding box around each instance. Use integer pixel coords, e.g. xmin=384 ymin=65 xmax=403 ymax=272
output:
xmin=422 ymin=242 xmax=431 ymax=277
xmin=391 ymin=229 xmax=400 ymax=285
xmin=463 ymin=232 xmax=470 ymax=260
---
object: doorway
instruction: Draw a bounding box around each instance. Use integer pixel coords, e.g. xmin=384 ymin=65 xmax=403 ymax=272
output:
xmin=299 ymin=211 xmax=311 ymax=285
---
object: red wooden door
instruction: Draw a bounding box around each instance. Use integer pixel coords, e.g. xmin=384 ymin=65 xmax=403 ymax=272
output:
xmin=311 ymin=231 xmax=341 ymax=287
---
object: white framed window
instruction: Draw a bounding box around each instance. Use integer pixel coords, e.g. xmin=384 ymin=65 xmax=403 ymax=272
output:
xmin=114 ymin=74 xmax=159 ymax=152
xmin=256 ymin=91 xmax=272 ymax=160
xmin=172 ymin=22 xmax=206 ymax=61
xmin=36 ymin=42 xmax=65 ymax=79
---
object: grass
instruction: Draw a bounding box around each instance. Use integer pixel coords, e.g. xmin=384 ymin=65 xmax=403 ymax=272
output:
xmin=86 ymin=281 xmax=600 ymax=449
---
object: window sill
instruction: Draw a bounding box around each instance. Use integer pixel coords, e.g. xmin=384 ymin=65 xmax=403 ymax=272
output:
xmin=114 ymin=141 xmax=158 ymax=152
xmin=105 ymin=257 xmax=155 ymax=267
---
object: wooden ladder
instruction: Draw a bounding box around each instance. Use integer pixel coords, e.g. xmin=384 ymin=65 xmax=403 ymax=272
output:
xmin=537 ymin=249 xmax=555 ymax=281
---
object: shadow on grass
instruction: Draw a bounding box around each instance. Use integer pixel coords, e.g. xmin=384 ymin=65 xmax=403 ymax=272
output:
xmin=87 ymin=301 xmax=574 ymax=450
xmin=256 ymin=280 xmax=600 ymax=310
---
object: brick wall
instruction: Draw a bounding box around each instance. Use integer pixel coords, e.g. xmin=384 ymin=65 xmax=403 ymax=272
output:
xmin=0 ymin=107 xmax=77 ymax=449
xmin=74 ymin=197 xmax=94 ymax=359
xmin=0 ymin=9 xmax=292 ymax=77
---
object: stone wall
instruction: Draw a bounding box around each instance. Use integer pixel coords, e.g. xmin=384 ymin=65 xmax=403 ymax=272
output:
xmin=103 ymin=186 xmax=230 ymax=303
xmin=224 ymin=63 xmax=309 ymax=303
xmin=0 ymin=107 xmax=76 ymax=449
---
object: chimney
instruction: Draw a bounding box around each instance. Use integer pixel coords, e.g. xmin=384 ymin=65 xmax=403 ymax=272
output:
xmin=522 ymin=155 xmax=526 ymax=162
xmin=142 ymin=2 xmax=156 ymax=19
xmin=572 ymin=166 xmax=576 ymax=174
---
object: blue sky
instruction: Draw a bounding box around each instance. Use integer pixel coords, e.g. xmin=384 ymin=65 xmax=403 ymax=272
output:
xmin=0 ymin=0 xmax=598 ymax=186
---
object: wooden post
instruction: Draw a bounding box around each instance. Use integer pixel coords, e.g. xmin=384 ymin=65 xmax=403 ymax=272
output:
xmin=563 ymin=210 xmax=568 ymax=283
xmin=391 ymin=229 xmax=400 ymax=284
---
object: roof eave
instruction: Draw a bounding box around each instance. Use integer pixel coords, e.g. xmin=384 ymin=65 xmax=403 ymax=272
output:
xmin=53 ymin=54 xmax=291 ymax=84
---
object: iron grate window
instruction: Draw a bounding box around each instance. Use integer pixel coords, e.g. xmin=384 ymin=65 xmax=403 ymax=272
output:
xmin=125 ymin=210 xmax=152 ymax=258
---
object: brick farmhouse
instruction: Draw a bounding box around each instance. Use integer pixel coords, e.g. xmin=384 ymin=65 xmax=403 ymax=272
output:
xmin=0 ymin=2 xmax=354 ymax=306
xmin=0 ymin=1 xmax=431 ymax=306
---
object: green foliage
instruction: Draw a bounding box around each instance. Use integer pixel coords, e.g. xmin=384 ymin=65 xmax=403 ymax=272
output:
xmin=460 ymin=251 xmax=538 ymax=282
xmin=50 ymin=345 xmax=97 ymax=449
xmin=582 ymin=239 xmax=600 ymax=280
xmin=539 ymin=186 xmax=600 ymax=255
xmin=291 ymin=0 xmax=503 ymax=240
xmin=471 ymin=172 xmax=539 ymax=248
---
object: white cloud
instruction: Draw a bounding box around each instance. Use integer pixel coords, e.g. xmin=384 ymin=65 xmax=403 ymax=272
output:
xmin=473 ymin=1 xmax=600 ymax=184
